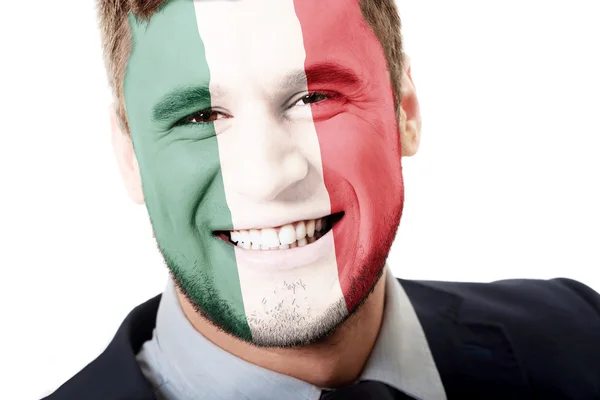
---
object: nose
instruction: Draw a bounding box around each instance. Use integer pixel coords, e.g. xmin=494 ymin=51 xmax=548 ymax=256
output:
xmin=228 ymin=110 xmax=310 ymax=202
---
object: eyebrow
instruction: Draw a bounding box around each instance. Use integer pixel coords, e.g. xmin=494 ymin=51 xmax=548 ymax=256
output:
xmin=151 ymin=62 xmax=362 ymax=122
xmin=152 ymin=85 xmax=223 ymax=122
xmin=281 ymin=62 xmax=362 ymax=90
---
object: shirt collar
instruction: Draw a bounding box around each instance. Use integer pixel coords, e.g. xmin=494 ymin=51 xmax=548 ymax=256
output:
xmin=149 ymin=266 xmax=445 ymax=400
xmin=361 ymin=268 xmax=446 ymax=400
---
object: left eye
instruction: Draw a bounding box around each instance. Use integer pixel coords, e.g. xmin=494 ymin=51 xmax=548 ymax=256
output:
xmin=291 ymin=92 xmax=330 ymax=107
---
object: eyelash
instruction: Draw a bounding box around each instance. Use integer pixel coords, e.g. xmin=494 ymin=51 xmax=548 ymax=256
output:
xmin=176 ymin=110 xmax=229 ymax=126
xmin=175 ymin=91 xmax=336 ymax=126
xmin=290 ymin=91 xmax=333 ymax=107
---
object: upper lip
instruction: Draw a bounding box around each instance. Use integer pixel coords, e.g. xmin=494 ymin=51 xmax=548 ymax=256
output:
xmin=212 ymin=213 xmax=335 ymax=232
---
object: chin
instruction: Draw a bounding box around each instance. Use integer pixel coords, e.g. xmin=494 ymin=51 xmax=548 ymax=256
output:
xmin=247 ymin=294 xmax=349 ymax=348
xmin=249 ymin=261 xmax=388 ymax=348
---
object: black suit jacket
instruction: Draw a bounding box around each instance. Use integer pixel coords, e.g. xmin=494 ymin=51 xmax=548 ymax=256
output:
xmin=44 ymin=278 xmax=600 ymax=400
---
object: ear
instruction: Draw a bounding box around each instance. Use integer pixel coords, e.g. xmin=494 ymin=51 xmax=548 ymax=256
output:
xmin=110 ymin=106 xmax=145 ymax=204
xmin=398 ymin=55 xmax=422 ymax=157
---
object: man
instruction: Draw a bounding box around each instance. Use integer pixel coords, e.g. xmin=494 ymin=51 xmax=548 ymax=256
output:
xmin=45 ymin=0 xmax=600 ymax=399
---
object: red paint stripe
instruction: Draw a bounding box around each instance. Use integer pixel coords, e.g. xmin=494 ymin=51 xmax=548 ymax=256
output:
xmin=293 ymin=0 xmax=404 ymax=312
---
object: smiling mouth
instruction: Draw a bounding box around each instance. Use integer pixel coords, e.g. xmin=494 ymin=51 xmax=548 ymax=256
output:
xmin=214 ymin=212 xmax=344 ymax=250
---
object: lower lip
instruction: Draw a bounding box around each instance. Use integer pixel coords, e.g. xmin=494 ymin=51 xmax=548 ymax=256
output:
xmin=215 ymin=225 xmax=339 ymax=272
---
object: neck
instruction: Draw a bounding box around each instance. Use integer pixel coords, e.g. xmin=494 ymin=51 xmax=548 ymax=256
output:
xmin=177 ymin=268 xmax=387 ymax=388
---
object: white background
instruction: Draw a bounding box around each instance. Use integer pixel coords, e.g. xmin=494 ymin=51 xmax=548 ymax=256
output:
xmin=1 ymin=1 xmax=599 ymax=399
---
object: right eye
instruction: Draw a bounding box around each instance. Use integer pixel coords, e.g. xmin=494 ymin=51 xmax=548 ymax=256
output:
xmin=177 ymin=109 xmax=231 ymax=125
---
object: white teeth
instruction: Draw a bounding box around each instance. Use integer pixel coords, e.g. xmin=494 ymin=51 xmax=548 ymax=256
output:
xmin=261 ymin=228 xmax=280 ymax=247
xmin=249 ymin=229 xmax=261 ymax=243
xmin=278 ymin=224 xmax=296 ymax=245
xmin=306 ymin=219 xmax=315 ymax=238
xmin=295 ymin=221 xmax=306 ymax=240
xmin=229 ymin=216 xmax=332 ymax=250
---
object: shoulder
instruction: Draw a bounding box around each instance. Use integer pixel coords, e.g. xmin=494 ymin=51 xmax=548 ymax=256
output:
xmin=404 ymin=277 xmax=600 ymax=323
xmin=400 ymin=277 xmax=600 ymax=398
xmin=401 ymin=277 xmax=600 ymax=351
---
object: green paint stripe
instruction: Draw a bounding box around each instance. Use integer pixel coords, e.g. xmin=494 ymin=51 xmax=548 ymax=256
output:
xmin=123 ymin=0 xmax=250 ymax=340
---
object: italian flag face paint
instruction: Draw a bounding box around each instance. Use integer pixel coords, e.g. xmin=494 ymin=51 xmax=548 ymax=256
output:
xmin=124 ymin=0 xmax=403 ymax=346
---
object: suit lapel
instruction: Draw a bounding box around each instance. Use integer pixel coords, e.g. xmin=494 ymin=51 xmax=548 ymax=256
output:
xmin=400 ymin=279 xmax=532 ymax=399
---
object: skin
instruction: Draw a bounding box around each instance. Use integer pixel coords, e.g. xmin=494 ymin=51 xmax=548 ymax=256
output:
xmin=111 ymin=0 xmax=421 ymax=387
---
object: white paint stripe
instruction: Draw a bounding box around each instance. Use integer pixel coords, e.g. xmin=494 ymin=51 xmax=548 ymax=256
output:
xmin=193 ymin=0 xmax=345 ymax=343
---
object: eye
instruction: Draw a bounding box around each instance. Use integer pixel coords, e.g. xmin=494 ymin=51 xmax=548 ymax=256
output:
xmin=291 ymin=92 xmax=331 ymax=107
xmin=177 ymin=109 xmax=230 ymax=126
xmin=286 ymin=91 xmax=345 ymax=122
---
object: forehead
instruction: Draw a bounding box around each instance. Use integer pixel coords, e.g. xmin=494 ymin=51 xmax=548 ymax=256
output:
xmin=191 ymin=0 xmax=367 ymax=79
xmin=126 ymin=0 xmax=376 ymax=86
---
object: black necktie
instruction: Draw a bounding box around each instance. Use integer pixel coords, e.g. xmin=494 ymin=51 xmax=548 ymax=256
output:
xmin=319 ymin=380 xmax=418 ymax=400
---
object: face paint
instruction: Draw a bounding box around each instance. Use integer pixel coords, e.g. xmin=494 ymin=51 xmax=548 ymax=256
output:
xmin=124 ymin=0 xmax=403 ymax=346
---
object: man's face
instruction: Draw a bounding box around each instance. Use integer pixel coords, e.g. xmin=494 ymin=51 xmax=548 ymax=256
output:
xmin=123 ymin=0 xmax=403 ymax=346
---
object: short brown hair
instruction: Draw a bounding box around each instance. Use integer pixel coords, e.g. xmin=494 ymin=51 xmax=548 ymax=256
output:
xmin=97 ymin=0 xmax=403 ymax=134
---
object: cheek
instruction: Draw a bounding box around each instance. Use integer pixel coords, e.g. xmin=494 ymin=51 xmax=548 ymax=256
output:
xmin=318 ymin=113 xmax=402 ymax=197
xmin=135 ymin=138 xmax=224 ymax=225
xmin=317 ymin=111 xmax=402 ymax=312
